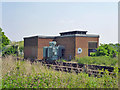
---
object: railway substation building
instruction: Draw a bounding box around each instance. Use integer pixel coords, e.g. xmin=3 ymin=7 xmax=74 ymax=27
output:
xmin=24 ymin=31 xmax=99 ymax=60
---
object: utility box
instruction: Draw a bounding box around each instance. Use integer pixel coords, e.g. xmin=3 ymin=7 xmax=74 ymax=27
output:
xmin=43 ymin=41 xmax=65 ymax=60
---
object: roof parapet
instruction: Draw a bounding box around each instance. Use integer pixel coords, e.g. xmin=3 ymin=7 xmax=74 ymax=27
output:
xmin=59 ymin=31 xmax=88 ymax=36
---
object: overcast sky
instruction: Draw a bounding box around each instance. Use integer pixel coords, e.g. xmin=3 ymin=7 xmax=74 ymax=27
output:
xmin=1 ymin=2 xmax=118 ymax=44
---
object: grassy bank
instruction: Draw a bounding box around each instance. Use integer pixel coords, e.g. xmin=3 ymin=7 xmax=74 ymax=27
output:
xmin=1 ymin=56 xmax=118 ymax=88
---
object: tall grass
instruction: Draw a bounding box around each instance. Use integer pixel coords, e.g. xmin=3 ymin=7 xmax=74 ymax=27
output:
xmin=75 ymin=56 xmax=118 ymax=67
xmin=1 ymin=56 xmax=118 ymax=88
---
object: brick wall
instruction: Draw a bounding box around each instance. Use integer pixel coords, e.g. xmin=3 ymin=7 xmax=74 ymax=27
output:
xmin=38 ymin=38 xmax=54 ymax=60
xmin=24 ymin=36 xmax=38 ymax=59
xmin=75 ymin=37 xmax=99 ymax=58
xmin=54 ymin=37 xmax=75 ymax=60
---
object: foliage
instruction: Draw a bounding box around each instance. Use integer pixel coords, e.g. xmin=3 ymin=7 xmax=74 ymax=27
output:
xmin=2 ymin=45 xmax=18 ymax=57
xmin=19 ymin=46 xmax=24 ymax=53
xmin=76 ymin=56 xmax=118 ymax=67
xmin=0 ymin=27 xmax=24 ymax=57
xmin=90 ymin=44 xmax=119 ymax=58
xmin=0 ymin=28 xmax=10 ymax=47
xmin=109 ymin=43 xmax=120 ymax=52
xmin=1 ymin=56 xmax=118 ymax=88
xmin=2 ymin=41 xmax=24 ymax=57
xmin=13 ymin=41 xmax=24 ymax=51
xmin=14 ymin=41 xmax=24 ymax=56
xmin=0 ymin=28 xmax=10 ymax=51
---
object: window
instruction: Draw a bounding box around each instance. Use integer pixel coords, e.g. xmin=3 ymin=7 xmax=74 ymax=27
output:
xmin=88 ymin=42 xmax=97 ymax=49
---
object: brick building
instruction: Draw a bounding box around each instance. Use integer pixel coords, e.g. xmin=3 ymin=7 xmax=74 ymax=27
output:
xmin=24 ymin=31 xmax=99 ymax=60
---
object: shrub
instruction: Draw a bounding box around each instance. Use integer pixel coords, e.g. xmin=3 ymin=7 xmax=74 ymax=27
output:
xmin=91 ymin=44 xmax=119 ymax=58
xmin=90 ymin=52 xmax=95 ymax=57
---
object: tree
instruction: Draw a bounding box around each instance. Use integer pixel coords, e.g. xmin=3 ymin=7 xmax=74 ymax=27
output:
xmin=0 ymin=28 xmax=10 ymax=56
xmin=0 ymin=28 xmax=10 ymax=48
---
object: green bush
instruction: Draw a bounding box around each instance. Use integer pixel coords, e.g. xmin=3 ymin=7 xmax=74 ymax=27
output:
xmin=92 ymin=44 xmax=119 ymax=58
xmin=90 ymin=52 xmax=95 ymax=56
xmin=2 ymin=45 xmax=18 ymax=57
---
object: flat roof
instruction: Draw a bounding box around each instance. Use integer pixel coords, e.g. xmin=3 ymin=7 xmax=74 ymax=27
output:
xmin=23 ymin=35 xmax=55 ymax=39
xmin=24 ymin=34 xmax=99 ymax=39
xmin=24 ymin=30 xmax=99 ymax=39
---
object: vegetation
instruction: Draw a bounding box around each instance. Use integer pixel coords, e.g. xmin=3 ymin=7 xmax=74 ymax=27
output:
xmin=2 ymin=41 xmax=24 ymax=57
xmin=90 ymin=43 xmax=119 ymax=58
xmin=2 ymin=45 xmax=18 ymax=56
xmin=0 ymin=28 xmax=10 ymax=49
xmin=10 ymin=41 xmax=24 ymax=57
xmin=0 ymin=27 xmax=24 ymax=57
xmin=76 ymin=56 xmax=118 ymax=67
xmin=0 ymin=28 xmax=10 ymax=54
xmin=56 ymin=59 xmax=67 ymax=62
xmin=0 ymin=28 xmax=24 ymax=57
xmin=1 ymin=56 xmax=118 ymax=88
xmin=16 ymin=41 xmax=24 ymax=55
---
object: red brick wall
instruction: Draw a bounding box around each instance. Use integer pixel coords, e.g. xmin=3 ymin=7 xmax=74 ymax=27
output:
xmin=37 ymin=38 xmax=54 ymax=60
xmin=75 ymin=37 xmax=99 ymax=58
xmin=24 ymin=36 xmax=38 ymax=59
xmin=54 ymin=37 xmax=75 ymax=60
